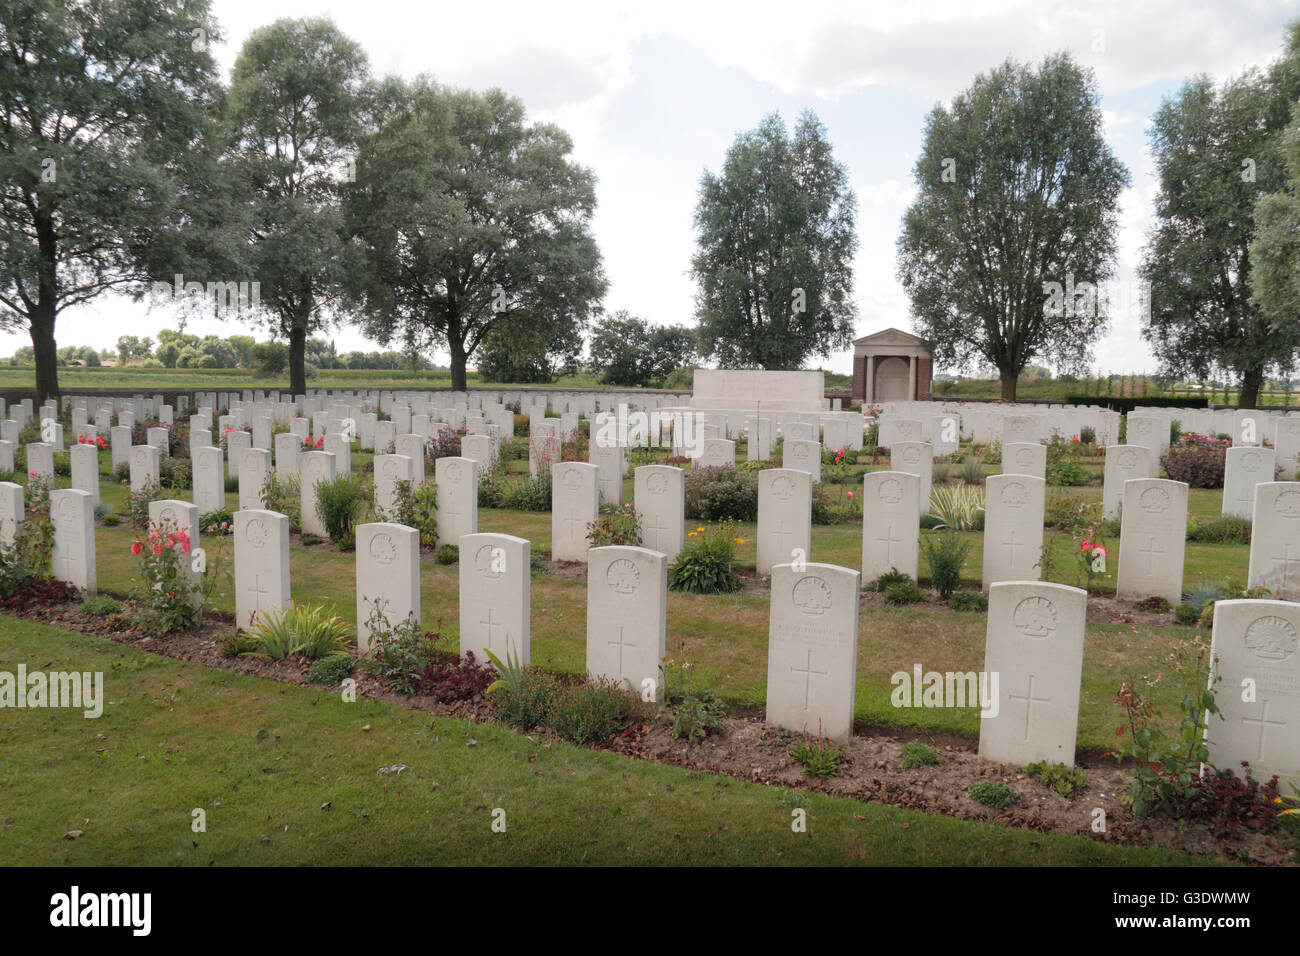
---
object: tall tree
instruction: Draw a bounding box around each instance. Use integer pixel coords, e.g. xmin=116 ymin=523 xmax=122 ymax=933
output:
xmin=1141 ymin=24 xmax=1300 ymax=407
xmin=476 ymin=308 xmax=584 ymax=384
xmin=1247 ymin=23 xmax=1300 ymax=392
xmin=588 ymin=310 xmax=697 ymax=388
xmin=897 ymin=53 xmax=1129 ymax=401
xmin=0 ymin=0 xmax=223 ymax=403
xmin=345 ymin=78 xmax=606 ymax=391
xmin=225 ymin=17 xmax=369 ymax=396
xmin=692 ymin=111 xmax=857 ymax=370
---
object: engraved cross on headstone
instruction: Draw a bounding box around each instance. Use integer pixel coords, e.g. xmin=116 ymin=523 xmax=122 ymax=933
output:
xmin=1241 ymin=698 xmax=1287 ymax=761
xmin=1140 ymin=537 xmax=1164 ymax=575
xmin=790 ymin=648 xmax=829 ymax=711
xmin=1007 ymin=673 xmax=1051 ymax=741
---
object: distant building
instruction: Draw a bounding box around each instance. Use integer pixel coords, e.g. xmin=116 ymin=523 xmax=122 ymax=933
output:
xmin=852 ymin=328 xmax=932 ymax=403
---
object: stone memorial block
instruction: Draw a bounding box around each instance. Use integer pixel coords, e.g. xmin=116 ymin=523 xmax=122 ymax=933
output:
xmin=274 ymin=431 xmax=301 ymax=478
xmin=299 ymin=451 xmax=336 ymax=537
xmin=551 ymin=462 xmax=599 ymax=562
xmin=110 ymin=425 xmax=131 ymax=472
xmin=0 ymin=439 xmax=11 ymax=474
xmin=1116 ymin=478 xmax=1188 ymax=605
xmin=70 ymin=442 xmax=100 ymax=507
xmin=374 ymin=420 xmax=395 ymax=455
xmin=355 ymin=522 xmax=420 ymax=653
xmin=634 ymin=465 xmax=685 ymax=567
xmin=586 ymin=546 xmax=667 ymax=698
xmin=289 ymin=417 xmax=310 ymax=439
xmin=890 ymin=441 xmax=932 ymax=516
xmin=757 ymin=468 xmax=813 ymax=576
xmin=1125 ymin=413 xmax=1167 ymax=453
xmin=784 ymin=422 xmax=816 ymax=444
xmin=982 ymin=474 xmax=1046 ymax=591
xmin=0 ymin=481 xmax=22 ymax=548
xmin=149 ymin=499 xmax=201 ymax=597
xmin=27 ymin=441 xmax=54 ymax=482
xmin=193 ymin=446 xmax=225 ymax=515
xmin=1273 ymin=418 xmax=1300 ymax=480
xmin=1223 ymin=446 xmax=1275 ymax=519
xmin=1248 ymin=483 xmax=1300 ymax=600
xmin=459 ymin=532 xmax=530 ymax=665
xmin=394 ymin=433 xmax=426 ymax=486
xmin=698 ymin=438 xmax=735 ymax=471
xmin=50 ymin=488 xmax=95 ymax=595
xmin=1102 ymin=444 xmax=1155 ymax=520
xmin=146 ymin=426 xmax=169 ymax=458
xmin=253 ymin=416 xmax=272 ymax=450
xmin=747 ymin=417 xmax=773 ymax=462
xmin=979 ymin=581 xmax=1087 ymax=766
xmin=1206 ymin=599 xmax=1300 ymax=783
xmin=374 ymin=454 xmax=413 ymax=519
xmin=159 ymin=405 xmax=173 ymax=426
xmin=861 ymin=471 xmax=920 ymax=582
xmin=435 ymin=456 xmax=478 ymax=548
xmin=589 ymin=437 xmax=623 ymax=504
xmin=129 ymin=444 xmax=159 ymax=494
xmin=1002 ymin=442 xmax=1046 ymax=480
xmin=225 ymin=429 xmax=251 ymax=481
xmin=234 ymin=509 xmax=290 ymax=630
xmin=765 ymin=562 xmax=860 ymax=743
xmin=822 ymin=417 xmax=850 ymax=452
xmin=323 ymin=433 xmax=351 ymax=476
xmin=1001 ymin=414 xmax=1035 ymax=445
xmin=783 ymin=439 xmax=821 ymax=482
xmin=461 ymin=434 xmax=495 ymax=477
xmin=238 ymin=447 xmax=271 ymax=510
xmin=190 ymin=428 xmax=213 ymax=457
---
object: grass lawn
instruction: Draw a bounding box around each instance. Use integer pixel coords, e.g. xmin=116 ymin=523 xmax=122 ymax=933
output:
xmin=0 ymin=615 xmax=1211 ymax=866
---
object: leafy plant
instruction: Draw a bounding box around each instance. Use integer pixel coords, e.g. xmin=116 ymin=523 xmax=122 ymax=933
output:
xmin=1160 ymin=433 xmax=1229 ymax=488
xmin=928 ymin=483 xmax=984 ymax=531
xmin=922 ymin=530 xmax=970 ymax=599
xmin=246 ymin=603 xmax=353 ymax=660
xmin=307 ymin=654 xmax=353 ymax=686
xmin=868 ymin=567 xmax=912 ymax=592
xmin=587 ymin=503 xmax=643 ymax=547
xmin=960 ymin=457 xmax=984 ymax=485
xmin=547 ymin=677 xmax=635 ymax=745
xmin=900 ymin=740 xmax=939 ymax=769
xmin=1134 ymin=595 xmax=1170 ymax=612
xmin=1025 ymin=761 xmax=1089 ymax=798
xmin=436 ymin=543 xmax=459 ymax=565
xmin=947 ymin=590 xmax=988 ymax=612
xmin=127 ymin=477 xmax=161 ymax=530
xmin=198 ymin=508 xmax=234 ymax=535
xmin=81 ymin=595 xmax=122 ymax=618
xmin=1046 ymin=436 xmax=1091 ymax=486
xmin=1186 ymin=516 xmax=1251 ymax=544
xmin=790 ymin=731 xmax=841 ymax=779
xmin=969 ymin=780 xmax=1015 ymax=811
xmin=684 ymin=465 xmax=758 ymax=521
xmin=670 ymin=690 xmax=728 ymax=741
xmin=315 ymin=473 xmax=368 ymax=549
xmin=668 ymin=522 xmax=742 ymax=594
xmin=259 ymin=471 xmax=301 ymax=531
xmin=883 ymin=579 xmax=925 ymax=605
xmin=1113 ymin=634 xmax=1220 ymax=817
xmin=129 ymin=517 xmax=201 ymax=635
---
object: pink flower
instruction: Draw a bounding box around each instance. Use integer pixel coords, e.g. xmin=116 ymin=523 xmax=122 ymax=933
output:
xmin=131 ymin=542 xmax=142 ymax=555
xmin=847 ymin=491 xmax=854 ymax=498
xmin=177 ymin=532 xmax=190 ymax=552
xmin=152 ymin=543 xmax=163 ymax=555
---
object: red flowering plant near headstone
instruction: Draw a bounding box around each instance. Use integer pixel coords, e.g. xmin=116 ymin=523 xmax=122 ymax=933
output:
xmin=1160 ymin=433 xmax=1230 ymax=488
xmin=128 ymin=516 xmax=228 ymax=635
xmin=76 ymin=434 xmax=108 ymax=450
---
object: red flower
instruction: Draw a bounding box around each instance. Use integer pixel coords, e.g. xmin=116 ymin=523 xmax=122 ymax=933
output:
xmin=152 ymin=543 xmax=163 ymax=555
xmin=131 ymin=542 xmax=142 ymax=555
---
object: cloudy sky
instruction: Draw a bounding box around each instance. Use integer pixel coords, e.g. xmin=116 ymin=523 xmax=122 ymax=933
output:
xmin=5 ymin=0 xmax=1298 ymax=376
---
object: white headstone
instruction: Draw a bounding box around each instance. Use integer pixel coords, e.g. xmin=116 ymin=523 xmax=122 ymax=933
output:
xmin=783 ymin=439 xmax=821 ymax=482
xmin=274 ymin=431 xmax=301 ymax=478
xmin=234 ymin=508 xmax=291 ymax=630
xmin=982 ymin=475 xmax=1046 ymax=590
xmin=51 ymin=488 xmax=95 ymax=595
xmin=1102 ymin=444 xmax=1156 ymax=521
xmin=70 ymin=443 xmax=99 ymax=508
xmin=238 ymin=447 xmax=271 ymax=510
xmin=1205 ymin=599 xmax=1299 ymax=784
xmin=193 ymin=445 xmax=225 ymax=515
xmin=1002 ymin=442 xmax=1046 ymax=480
xmin=697 ymin=438 xmax=736 ymax=471
xmin=1248 ymin=483 xmax=1300 ymax=600
xmin=129 ymin=444 xmax=159 ymax=494
xmin=586 ymin=545 xmax=667 ymax=698
xmin=551 ymin=461 xmax=599 ymax=562
xmin=394 ymin=434 xmax=426 ymax=486
xmin=861 ymin=471 xmax=920 ymax=582
xmin=26 ymin=442 xmax=54 ymax=483
xmin=0 ymin=481 xmax=22 ymax=549
xmin=435 ymin=456 xmax=477 ymax=548
xmin=1116 ymin=478 xmax=1188 ymax=605
xmin=634 ymin=465 xmax=685 ymax=567
xmin=590 ymin=437 xmax=624 ymax=505
xmin=757 ymin=468 xmax=812 ymax=576
xmin=299 ymin=451 xmax=336 ymax=538
xmin=890 ymin=441 xmax=933 ymax=516
xmin=765 ymin=561 xmax=860 ymax=742
xmin=459 ymin=532 xmax=530 ymax=666
xmin=355 ymin=522 xmax=420 ymax=653
xmin=1223 ymin=446 xmax=1275 ymax=520
xmin=374 ymin=454 xmax=413 ymax=519
xmin=979 ymin=581 xmax=1087 ymax=766
xmin=149 ymin=498 xmax=201 ymax=599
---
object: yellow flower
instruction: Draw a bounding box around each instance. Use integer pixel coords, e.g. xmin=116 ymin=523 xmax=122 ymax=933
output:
xmin=734 ymin=538 xmax=745 ymax=544
xmin=688 ymin=531 xmax=698 ymax=537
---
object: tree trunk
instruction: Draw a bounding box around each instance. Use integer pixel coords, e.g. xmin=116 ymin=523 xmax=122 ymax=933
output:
xmin=449 ymin=337 xmax=467 ymax=392
xmin=999 ymin=368 xmax=1018 ymax=402
xmin=30 ymin=306 xmax=59 ymax=406
xmin=289 ymin=320 xmax=307 ymax=397
xmin=1239 ymin=367 xmax=1264 ymax=408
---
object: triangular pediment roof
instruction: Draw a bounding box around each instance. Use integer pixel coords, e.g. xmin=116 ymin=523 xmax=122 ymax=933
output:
xmin=852 ymin=327 xmax=927 ymax=347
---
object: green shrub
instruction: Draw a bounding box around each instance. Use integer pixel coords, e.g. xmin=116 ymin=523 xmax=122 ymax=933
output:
xmin=410 ymin=482 xmax=438 ymax=548
xmin=922 ymin=531 xmax=970 ymax=599
xmin=968 ymin=780 xmax=1015 ymax=811
xmin=127 ymin=477 xmax=162 ymax=530
xmin=900 ymin=740 xmax=939 ymax=769
xmin=198 ymin=508 xmax=233 ymax=535
xmin=259 ymin=471 xmax=301 ymax=531
xmin=491 ymin=668 xmax=562 ymax=729
xmin=668 ymin=522 xmax=741 ymax=593
xmin=670 ymin=691 xmax=728 ymax=741
xmin=587 ymin=503 xmax=642 ymax=547
xmin=883 ymin=579 xmax=925 ymax=605
xmin=548 ymin=677 xmax=635 ymax=745
xmin=82 ymin=595 xmax=122 ymax=618
xmin=960 ymin=458 xmax=984 ymax=485
xmin=436 ymin=543 xmax=459 ymax=565
xmin=1046 ymin=438 xmax=1090 ymax=486
xmin=1134 ymin=595 xmax=1170 ymax=612
xmin=1186 ymin=516 xmax=1251 ymax=544
xmin=315 ymin=473 xmax=368 ymax=550
xmin=947 ymin=590 xmax=988 ymax=612
xmin=868 ymin=568 xmax=912 ymax=592
xmin=929 ymin=483 xmax=984 ymax=531
xmin=101 ymin=512 xmax=121 ymax=527
xmin=1025 ymin=761 xmax=1089 ymax=798
xmin=497 ymin=472 xmax=552 ymax=511
xmin=220 ymin=630 xmax=258 ymax=657
xmin=307 ymin=654 xmax=354 ymax=686
xmin=361 ymin=605 xmax=438 ymax=696
xmin=1161 ymin=433 xmax=1229 ymax=488
xmin=1173 ymin=603 xmax=1200 ymax=625
xmin=684 ymin=465 xmax=758 ymax=521
xmin=247 ymin=603 xmax=353 ymax=660
xmin=1043 ymin=494 xmax=1101 ymax=533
